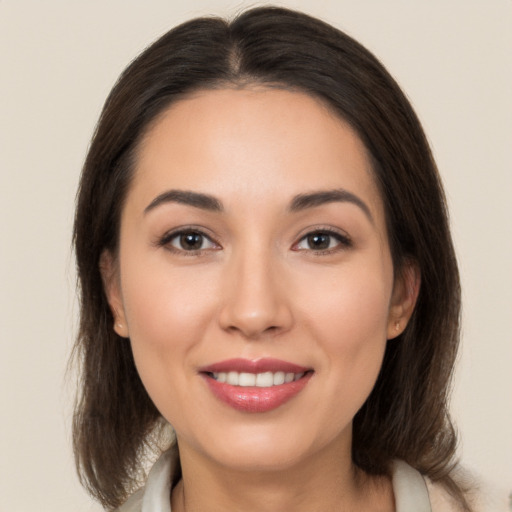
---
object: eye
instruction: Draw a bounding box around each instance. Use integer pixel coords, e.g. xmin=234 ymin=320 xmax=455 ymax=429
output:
xmin=160 ymin=229 xmax=219 ymax=253
xmin=293 ymin=230 xmax=351 ymax=253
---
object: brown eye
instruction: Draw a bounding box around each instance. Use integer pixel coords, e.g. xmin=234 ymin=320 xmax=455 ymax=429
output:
xmin=294 ymin=230 xmax=352 ymax=252
xmin=179 ymin=232 xmax=204 ymax=250
xmin=166 ymin=230 xmax=218 ymax=252
xmin=306 ymin=233 xmax=331 ymax=250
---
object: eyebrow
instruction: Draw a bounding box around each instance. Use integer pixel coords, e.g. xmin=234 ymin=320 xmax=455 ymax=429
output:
xmin=144 ymin=187 xmax=372 ymax=221
xmin=289 ymin=189 xmax=373 ymax=222
xmin=144 ymin=190 xmax=223 ymax=214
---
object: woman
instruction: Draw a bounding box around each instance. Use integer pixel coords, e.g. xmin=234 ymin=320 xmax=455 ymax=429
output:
xmin=73 ymin=6 xmax=474 ymax=511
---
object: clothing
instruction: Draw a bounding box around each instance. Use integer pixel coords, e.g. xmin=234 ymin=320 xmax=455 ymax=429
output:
xmin=117 ymin=450 xmax=463 ymax=512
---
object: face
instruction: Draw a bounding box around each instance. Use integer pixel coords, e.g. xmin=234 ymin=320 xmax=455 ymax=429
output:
xmin=104 ymin=88 xmax=416 ymax=473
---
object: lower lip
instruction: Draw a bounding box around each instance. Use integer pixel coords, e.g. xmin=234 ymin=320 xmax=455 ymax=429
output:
xmin=202 ymin=373 xmax=313 ymax=413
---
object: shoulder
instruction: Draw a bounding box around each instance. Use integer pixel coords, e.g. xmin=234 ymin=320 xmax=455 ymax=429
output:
xmin=115 ymin=488 xmax=144 ymax=512
xmin=418 ymin=465 xmax=502 ymax=512
xmin=392 ymin=460 xmax=472 ymax=512
xmin=427 ymin=472 xmax=509 ymax=512
xmin=115 ymin=448 xmax=177 ymax=512
xmin=425 ymin=478 xmax=466 ymax=512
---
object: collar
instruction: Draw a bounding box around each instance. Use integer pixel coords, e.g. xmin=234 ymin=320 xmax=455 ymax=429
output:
xmin=134 ymin=450 xmax=432 ymax=512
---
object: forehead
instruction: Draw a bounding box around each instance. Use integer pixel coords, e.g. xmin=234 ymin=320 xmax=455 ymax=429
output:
xmin=130 ymin=87 xmax=384 ymax=221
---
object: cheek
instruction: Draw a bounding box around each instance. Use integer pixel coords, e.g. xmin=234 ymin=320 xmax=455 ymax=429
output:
xmin=122 ymin=250 xmax=220 ymax=341
xmin=299 ymin=256 xmax=392 ymax=341
xmin=126 ymin=277 xmax=211 ymax=347
xmin=120 ymin=258 xmax=220 ymax=411
xmin=297 ymin=261 xmax=392 ymax=399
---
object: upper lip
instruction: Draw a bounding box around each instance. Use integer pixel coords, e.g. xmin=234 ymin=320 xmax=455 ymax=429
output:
xmin=199 ymin=358 xmax=311 ymax=374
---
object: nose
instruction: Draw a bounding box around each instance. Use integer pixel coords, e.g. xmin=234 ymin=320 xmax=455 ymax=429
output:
xmin=218 ymin=248 xmax=294 ymax=340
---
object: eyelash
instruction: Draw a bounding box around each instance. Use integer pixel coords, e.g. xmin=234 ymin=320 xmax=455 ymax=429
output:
xmin=156 ymin=227 xmax=352 ymax=256
xmin=156 ymin=227 xmax=220 ymax=257
xmin=293 ymin=228 xmax=352 ymax=255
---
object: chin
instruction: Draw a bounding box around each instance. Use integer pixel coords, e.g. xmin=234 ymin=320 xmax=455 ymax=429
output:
xmin=212 ymin=443 xmax=308 ymax=473
xmin=186 ymin=420 xmax=348 ymax=474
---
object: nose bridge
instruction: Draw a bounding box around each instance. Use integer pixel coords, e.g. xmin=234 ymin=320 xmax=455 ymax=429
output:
xmin=218 ymin=240 xmax=292 ymax=338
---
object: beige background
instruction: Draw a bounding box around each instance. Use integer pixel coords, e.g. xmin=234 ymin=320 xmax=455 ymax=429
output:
xmin=0 ymin=1 xmax=510 ymax=510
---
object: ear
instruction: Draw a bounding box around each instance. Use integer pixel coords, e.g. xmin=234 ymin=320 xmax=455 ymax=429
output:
xmin=99 ymin=250 xmax=129 ymax=338
xmin=387 ymin=260 xmax=420 ymax=340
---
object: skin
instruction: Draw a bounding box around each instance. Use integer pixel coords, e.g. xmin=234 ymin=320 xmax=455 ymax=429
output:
xmin=103 ymin=88 xmax=419 ymax=512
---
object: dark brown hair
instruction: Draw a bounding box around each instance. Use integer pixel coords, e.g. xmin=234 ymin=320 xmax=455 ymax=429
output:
xmin=73 ymin=6 xmax=467 ymax=510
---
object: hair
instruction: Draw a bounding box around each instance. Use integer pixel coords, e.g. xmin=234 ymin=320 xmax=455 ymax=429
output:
xmin=72 ymin=6 xmax=467 ymax=511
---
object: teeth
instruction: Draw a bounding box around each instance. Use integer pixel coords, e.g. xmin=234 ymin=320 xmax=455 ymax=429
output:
xmin=238 ymin=372 xmax=256 ymax=386
xmin=272 ymin=371 xmax=285 ymax=385
xmin=227 ymin=371 xmax=238 ymax=385
xmin=211 ymin=371 xmax=305 ymax=387
xmin=256 ymin=372 xmax=273 ymax=387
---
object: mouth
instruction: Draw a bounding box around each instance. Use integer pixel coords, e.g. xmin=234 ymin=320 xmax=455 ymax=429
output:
xmin=199 ymin=358 xmax=314 ymax=413
xmin=208 ymin=370 xmax=306 ymax=387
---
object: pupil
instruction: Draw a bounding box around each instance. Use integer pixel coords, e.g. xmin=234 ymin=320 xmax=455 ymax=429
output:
xmin=181 ymin=233 xmax=202 ymax=250
xmin=308 ymin=233 xmax=330 ymax=250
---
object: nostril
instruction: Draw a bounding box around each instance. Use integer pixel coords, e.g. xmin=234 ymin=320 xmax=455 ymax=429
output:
xmin=217 ymin=278 xmax=294 ymax=337
xmin=224 ymin=322 xmax=283 ymax=340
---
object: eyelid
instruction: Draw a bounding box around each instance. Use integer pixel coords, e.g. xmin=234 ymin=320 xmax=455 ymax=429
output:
xmin=291 ymin=226 xmax=352 ymax=253
xmin=155 ymin=225 xmax=222 ymax=254
xmin=154 ymin=224 xmax=351 ymax=255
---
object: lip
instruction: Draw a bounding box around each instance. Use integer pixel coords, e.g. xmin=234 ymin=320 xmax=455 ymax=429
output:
xmin=199 ymin=358 xmax=310 ymax=374
xmin=199 ymin=358 xmax=313 ymax=413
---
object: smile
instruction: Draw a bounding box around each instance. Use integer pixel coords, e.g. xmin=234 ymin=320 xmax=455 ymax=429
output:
xmin=210 ymin=371 xmax=304 ymax=387
xmin=199 ymin=358 xmax=313 ymax=413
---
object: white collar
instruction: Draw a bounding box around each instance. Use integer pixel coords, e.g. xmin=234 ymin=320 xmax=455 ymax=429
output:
xmin=133 ymin=450 xmax=432 ymax=512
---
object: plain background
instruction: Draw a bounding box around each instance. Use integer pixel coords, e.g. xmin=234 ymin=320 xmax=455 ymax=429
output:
xmin=0 ymin=1 xmax=510 ymax=510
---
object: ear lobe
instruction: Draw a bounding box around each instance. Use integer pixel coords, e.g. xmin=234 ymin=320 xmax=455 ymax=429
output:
xmin=99 ymin=250 xmax=129 ymax=338
xmin=387 ymin=261 xmax=420 ymax=340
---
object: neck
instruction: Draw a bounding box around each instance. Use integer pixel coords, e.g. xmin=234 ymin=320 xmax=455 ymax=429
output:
xmin=171 ymin=436 xmax=394 ymax=512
